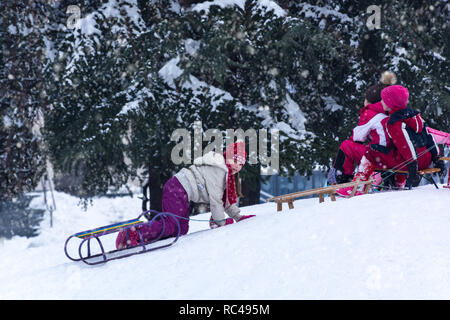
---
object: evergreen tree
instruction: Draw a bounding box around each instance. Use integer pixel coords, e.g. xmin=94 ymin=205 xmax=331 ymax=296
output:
xmin=0 ymin=0 xmax=53 ymax=236
xmin=0 ymin=195 xmax=45 ymax=239
xmin=40 ymin=0 xmax=449 ymax=213
xmin=280 ymin=0 xmax=449 ymax=166
xmin=0 ymin=1 xmax=48 ymax=199
xmin=43 ymin=0 xmax=145 ymax=202
xmin=177 ymin=1 xmax=355 ymax=202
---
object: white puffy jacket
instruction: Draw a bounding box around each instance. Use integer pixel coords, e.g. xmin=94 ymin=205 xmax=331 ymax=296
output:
xmin=174 ymin=151 xmax=242 ymax=226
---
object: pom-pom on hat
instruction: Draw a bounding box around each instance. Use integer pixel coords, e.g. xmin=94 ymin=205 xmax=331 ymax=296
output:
xmin=364 ymin=71 xmax=397 ymax=104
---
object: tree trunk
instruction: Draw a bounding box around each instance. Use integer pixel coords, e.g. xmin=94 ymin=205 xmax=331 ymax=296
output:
xmin=149 ymin=170 xmax=163 ymax=212
xmin=240 ymin=174 xmax=261 ymax=207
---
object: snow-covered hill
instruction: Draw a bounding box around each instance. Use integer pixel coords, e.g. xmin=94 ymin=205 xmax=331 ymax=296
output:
xmin=0 ymin=185 xmax=449 ymax=299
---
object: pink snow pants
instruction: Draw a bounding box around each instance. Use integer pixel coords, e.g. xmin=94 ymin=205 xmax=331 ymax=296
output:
xmin=339 ymin=140 xmax=369 ymax=175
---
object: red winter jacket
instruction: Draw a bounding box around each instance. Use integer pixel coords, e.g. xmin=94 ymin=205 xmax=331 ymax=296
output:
xmin=386 ymin=108 xmax=439 ymax=162
xmin=352 ymin=101 xmax=391 ymax=147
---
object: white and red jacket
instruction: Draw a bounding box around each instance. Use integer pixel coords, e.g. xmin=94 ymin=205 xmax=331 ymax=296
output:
xmin=351 ymin=101 xmax=391 ymax=148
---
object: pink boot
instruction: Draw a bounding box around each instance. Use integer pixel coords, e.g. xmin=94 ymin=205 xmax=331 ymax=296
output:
xmin=336 ymin=157 xmax=375 ymax=197
xmin=335 ymin=185 xmax=366 ymax=198
xmin=115 ymin=227 xmax=140 ymax=249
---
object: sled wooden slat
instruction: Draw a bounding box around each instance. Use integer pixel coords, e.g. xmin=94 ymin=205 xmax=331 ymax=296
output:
xmin=266 ymin=178 xmax=374 ymax=212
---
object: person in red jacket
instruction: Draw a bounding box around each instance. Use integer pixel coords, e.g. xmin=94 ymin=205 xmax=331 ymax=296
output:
xmin=337 ymin=84 xmax=441 ymax=196
xmin=374 ymin=85 xmax=441 ymax=186
xmin=328 ymin=71 xmax=396 ymax=185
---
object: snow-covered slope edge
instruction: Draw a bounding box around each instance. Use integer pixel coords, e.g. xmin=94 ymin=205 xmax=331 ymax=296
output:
xmin=0 ymin=185 xmax=449 ymax=299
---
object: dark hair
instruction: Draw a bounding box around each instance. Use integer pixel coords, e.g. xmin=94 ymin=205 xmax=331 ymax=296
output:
xmin=365 ymin=71 xmax=396 ymax=104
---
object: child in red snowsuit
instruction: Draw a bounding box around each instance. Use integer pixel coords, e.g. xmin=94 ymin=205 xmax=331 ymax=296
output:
xmin=364 ymin=85 xmax=441 ymax=187
xmin=338 ymin=85 xmax=441 ymax=195
xmin=328 ymin=71 xmax=396 ymax=184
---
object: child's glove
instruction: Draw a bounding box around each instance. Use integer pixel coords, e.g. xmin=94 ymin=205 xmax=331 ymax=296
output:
xmin=209 ymin=217 xmax=234 ymax=229
xmin=238 ymin=215 xmax=255 ymax=222
xmin=407 ymin=161 xmax=421 ymax=187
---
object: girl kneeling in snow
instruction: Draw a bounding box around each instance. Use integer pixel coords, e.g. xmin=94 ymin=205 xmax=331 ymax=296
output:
xmin=116 ymin=142 xmax=255 ymax=249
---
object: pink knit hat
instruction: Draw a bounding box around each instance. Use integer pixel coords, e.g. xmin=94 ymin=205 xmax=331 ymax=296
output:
xmin=381 ymin=85 xmax=409 ymax=112
xmin=224 ymin=141 xmax=246 ymax=164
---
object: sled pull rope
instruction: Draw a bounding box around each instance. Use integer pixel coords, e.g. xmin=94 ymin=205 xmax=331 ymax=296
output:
xmin=143 ymin=209 xmax=229 ymax=223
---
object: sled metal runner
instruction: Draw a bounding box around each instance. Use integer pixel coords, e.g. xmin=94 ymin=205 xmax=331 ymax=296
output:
xmin=64 ymin=211 xmax=181 ymax=265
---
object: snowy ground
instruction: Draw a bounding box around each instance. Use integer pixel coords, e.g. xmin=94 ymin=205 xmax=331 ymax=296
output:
xmin=0 ymin=184 xmax=449 ymax=299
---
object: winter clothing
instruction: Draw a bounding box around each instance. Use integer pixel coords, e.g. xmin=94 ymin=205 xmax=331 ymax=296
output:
xmin=335 ymin=155 xmax=376 ymax=197
xmin=210 ymin=217 xmax=234 ymax=229
xmin=115 ymin=143 xmax=251 ymax=250
xmin=116 ymin=226 xmax=140 ymax=250
xmin=330 ymin=101 xmax=389 ymax=182
xmin=333 ymin=82 xmax=439 ymax=191
xmin=363 ymin=107 xmax=440 ymax=187
xmin=224 ymin=141 xmax=247 ymax=165
xmin=329 ymin=72 xmax=397 ymax=185
xmin=223 ymin=141 xmax=247 ymax=208
xmin=386 ymin=108 xmax=429 ymax=163
xmin=175 ymin=150 xmax=243 ymax=226
xmin=352 ymin=102 xmax=389 ymax=146
xmin=407 ymin=161 xmax=421 ymax=187
xmin=364 ymin=108 xmax=439 ymax=170
xmin=116 ymin=142 xmax=249 ymax=249
xmin=116 ymin=176 xmax=190 ymax=249
xmin=433 ymin=157 xmax=447 ymax=180
xmin=381 ymin=85 xmax=409 ymax=113
xmin=335 ymin=140 xmax=369 ymax=177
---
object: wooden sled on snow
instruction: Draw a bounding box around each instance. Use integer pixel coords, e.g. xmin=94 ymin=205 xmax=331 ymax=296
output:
xmin=266 ymin=178 xmax=374 ymax=212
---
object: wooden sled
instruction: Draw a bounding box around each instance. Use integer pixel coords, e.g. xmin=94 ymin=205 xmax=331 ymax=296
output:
xmin=266 ymin=178 xmax=374 ymax=212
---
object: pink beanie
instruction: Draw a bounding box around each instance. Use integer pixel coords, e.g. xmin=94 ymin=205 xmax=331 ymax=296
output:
xmin=224 ymin=141 xmax=246 ymax=164
xmin=381 ymin=85 xmax=409 ymax=112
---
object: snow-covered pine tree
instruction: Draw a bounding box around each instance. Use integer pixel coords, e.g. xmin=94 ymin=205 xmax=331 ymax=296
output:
xmin=0 ymin=1 xmax=49 ymax=201
xmin=39 ymin=0 xmax=449 ymax=211
xmin=282 ymin=0 xmax=449 ymax=167
xmin=379 ymin=1 xmax=449 ymax=131
xmin=177 ymin=1 xmax=356 ymax=202
xmin=0 ymin=194 xmax=45 ymax=239
xmin=43 ymin=0 xmax=145 ymax=202
xmin=0 ymin=0 xmax=51 ymax=237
